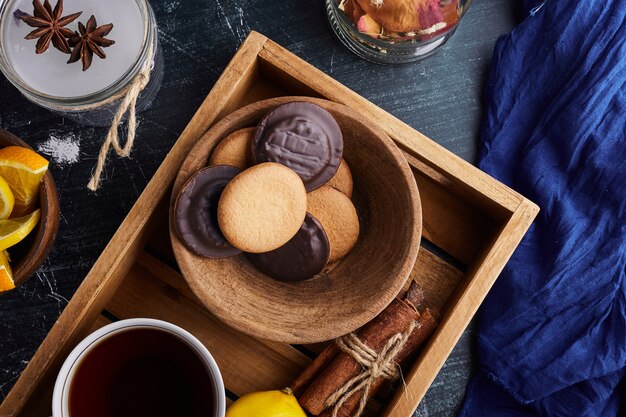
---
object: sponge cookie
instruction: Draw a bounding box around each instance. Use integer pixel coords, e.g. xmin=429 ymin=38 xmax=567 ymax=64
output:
xmin=209 ymin=128 xmax=255 ymax=169
xmin=218 ymin=162 xmax=307 ymax=253
xmin=307 ymin=186 xmax=360 ymax=262
xmin=326 ymin=159 xmax=353 ymax=198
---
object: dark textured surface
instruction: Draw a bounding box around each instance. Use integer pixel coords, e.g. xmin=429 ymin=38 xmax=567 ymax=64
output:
xmin=0 ymin=0 xmax=516 ymax=415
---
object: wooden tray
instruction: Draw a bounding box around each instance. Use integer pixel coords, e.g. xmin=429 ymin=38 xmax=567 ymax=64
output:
xmin=0 ymin=31 xmax=539 ymax=417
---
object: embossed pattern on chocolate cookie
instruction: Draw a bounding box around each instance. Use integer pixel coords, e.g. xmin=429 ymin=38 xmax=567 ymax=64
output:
xmin=175 ymin=165 xmax=242 ymax=258
xmin=247 ymin=213 xmax=330 ymax=282
xmin=253 ymin=102 xmax=343 ymax=192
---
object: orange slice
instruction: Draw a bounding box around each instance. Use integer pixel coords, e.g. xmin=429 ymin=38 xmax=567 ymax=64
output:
xmin=0 ymin=146 xmax=48 ymax=216
xmin=0 ymin=250 xmax=14 ymax=293
xmin=0 ymin=209 xmax=40 ymax=251
xmin=0 ymin=175 xmax=15 ymax=219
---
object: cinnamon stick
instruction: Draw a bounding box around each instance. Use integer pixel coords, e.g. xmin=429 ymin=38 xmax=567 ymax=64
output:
xmin=318 ymin=308 xmax=439 ymax=417
xmin=295 ymin=281 xmax=439 ymax=416
xmin=291 ymin=343 xmax=340 ymax=396
xmin=292 ymin=283 xmax=426 ymax=399
xmin=404 ymin=280 xmax=425 ymax=310
xmin=299 ymin=298 xmax=420 ymax=415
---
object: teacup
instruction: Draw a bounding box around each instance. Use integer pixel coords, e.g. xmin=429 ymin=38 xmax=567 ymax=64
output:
xmin=52 ymin=318 xmax=226 ymax=417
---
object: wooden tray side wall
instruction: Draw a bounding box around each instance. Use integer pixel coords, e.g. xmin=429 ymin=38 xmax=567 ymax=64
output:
xmin=0 ymin=31 xmax=538 ymax=417
xmin=0 ymin=33 xmax=268 ymax=417
xmin=256 ymin=43 xmax=525 ymax=219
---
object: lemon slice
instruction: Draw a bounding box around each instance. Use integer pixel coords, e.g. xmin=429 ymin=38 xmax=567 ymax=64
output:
xmin=0 ymin=147 xmax=48 ymax=216
xmin=0 ymin=175 xmax=15 ymax=219
xmin=0 ymin=250 xmax=14 ymax=293
xmin=0 ymin=209 xmax=41 ymax=251
xmin=226 ymin=388 xmax=306 ymax=417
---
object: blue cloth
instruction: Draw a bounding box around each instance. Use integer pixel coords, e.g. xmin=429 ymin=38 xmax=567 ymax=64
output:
xmin=459 ymin=1 xmax=626 ymax=416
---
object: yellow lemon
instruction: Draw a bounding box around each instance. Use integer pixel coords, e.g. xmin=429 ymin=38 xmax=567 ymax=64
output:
xmin=0 ymin=175 xmax=15 ymax=219
xmin=0 ymin=209 xmax=40 ymax=251
xmin=0 ymin=250 xmax=14 ymax=293
xmin=226 ymin=388 xmax=306 ymax=417
xmin=0 ymin=146 xmax=48 ymax=216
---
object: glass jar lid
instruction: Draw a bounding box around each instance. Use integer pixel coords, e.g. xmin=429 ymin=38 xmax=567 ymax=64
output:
xmin=0 ymin=0 xmax=152 ymax=106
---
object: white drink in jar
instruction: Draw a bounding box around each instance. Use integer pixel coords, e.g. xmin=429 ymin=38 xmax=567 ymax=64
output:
xmin=0 ymin=0 xmax=162 ymax=125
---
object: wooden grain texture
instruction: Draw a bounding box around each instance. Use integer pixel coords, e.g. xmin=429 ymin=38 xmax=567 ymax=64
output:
xmin=107 ymin=253 xmax=311 ymax=396
xmin=12 ymin=315 xmax=112 ymax=417
xmin=146 ymin=212 xmax=465 ymax=345
xmin=134 ymin=251 xmax=312 ymax=365
xmin=0 ymin=129 xmax=60 ymax=288
xmin=0 ymin=194 xmax=167 ymax=417
xmin=257 ymin=43 xmax=524 ymax=217
xmin=167 ymin=68 xmax=500 ymax=268
xmin=171 ymin=96 xmax=421 ymax=343
xmin=0 ymin=30 xmax=268 ymax=417
xmin=384 ymin=199 xmax=539 ymax=416
xmin=0 ymin=31 xmax=538 ymax=417
xmin=145 ymin=213 xmax=465 ymax=355
xmin=1 ymin=31 xmax=536 ymax=417
xmin=0 ymin=2 xmax=520 ymax=416
xmin=401 ymin=151 xmax=498 ymax=264
xmin=405 ymin=248 xmax=464 ymax=313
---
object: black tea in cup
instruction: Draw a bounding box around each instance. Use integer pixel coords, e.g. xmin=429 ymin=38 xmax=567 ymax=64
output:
xmin=68 ymin=327 xmax=215 ymax=417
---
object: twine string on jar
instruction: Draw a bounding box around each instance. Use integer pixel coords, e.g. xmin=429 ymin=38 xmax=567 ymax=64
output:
xmin=325 ymin=321 xmax=418 ymax=417
xmin=85 ymin=27 xmax=156 ymax=191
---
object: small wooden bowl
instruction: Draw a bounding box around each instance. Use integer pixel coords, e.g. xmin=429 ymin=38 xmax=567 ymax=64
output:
xmin=0 ymin=129 xmax=60 ymax=290
xmin=170 ymin=97 xmax=421 ymax=343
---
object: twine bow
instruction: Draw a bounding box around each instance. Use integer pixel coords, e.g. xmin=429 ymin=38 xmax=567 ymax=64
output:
xmin=326 ymin=321 xmax=418 ymax=417
xmin=86 ymin=37 xmax=155 ymax=191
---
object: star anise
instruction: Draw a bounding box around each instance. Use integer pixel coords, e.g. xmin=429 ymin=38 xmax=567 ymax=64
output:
xmin=19 ymin=0 xmax=82 ymax=54
xmin=67 ymin=15 xmax=115 ymax=72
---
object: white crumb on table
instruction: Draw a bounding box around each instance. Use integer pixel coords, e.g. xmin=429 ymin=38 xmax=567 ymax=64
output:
xmin=37 ymin=134 xmax=81 ymax=166
xmin=164 ymin=0 xmax=181 ymax=13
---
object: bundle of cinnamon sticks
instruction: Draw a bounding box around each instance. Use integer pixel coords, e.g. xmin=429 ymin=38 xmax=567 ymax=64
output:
xmin=291 ymin=281 xmax=439 ymax=417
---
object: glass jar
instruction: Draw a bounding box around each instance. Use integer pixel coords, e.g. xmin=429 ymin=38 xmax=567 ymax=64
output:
xmin=0 ymin=0 xmax=163 ymax=126
xmin=326 ymin=0 xmax=472 ymax=64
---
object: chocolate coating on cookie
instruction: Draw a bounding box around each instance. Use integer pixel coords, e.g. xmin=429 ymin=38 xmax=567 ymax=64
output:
xmin=253 ymin=102 xmax=343 ymax=192
xmin=175 ymin=165 xmax=242 ymax=258
xmin=246 ymin=213 xmax=330 ymax=282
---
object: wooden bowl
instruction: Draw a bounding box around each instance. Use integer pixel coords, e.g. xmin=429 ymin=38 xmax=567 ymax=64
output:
xmin=0 ymin=129 xmax=60 ymax=290
xmin=170 ymin=97 xmax=421 ymax=343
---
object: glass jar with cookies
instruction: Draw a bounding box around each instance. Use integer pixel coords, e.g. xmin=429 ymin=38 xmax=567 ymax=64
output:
xmin=326 ymin=0 xmax=472 ymax=64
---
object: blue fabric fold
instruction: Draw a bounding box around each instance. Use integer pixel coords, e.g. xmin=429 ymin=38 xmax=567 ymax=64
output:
xmin=459 ymin=1 xmax=626 ymax=415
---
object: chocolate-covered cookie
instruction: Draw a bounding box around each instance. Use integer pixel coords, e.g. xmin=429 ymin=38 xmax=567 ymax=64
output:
xmin=175 ymin=165 xmax=242 ymax=258
xmin=246 ymin=213 xmax=330 ymax=282
xmin=252 ymin=102 xmax=343 ymax=192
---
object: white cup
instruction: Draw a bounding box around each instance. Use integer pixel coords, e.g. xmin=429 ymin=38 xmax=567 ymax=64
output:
xmin=52 ymin=318 xmax=226 ymax=417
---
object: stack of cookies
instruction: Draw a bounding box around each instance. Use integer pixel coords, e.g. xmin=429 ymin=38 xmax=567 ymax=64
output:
xmin=174 ymin=102 xmax=360 ymax=282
